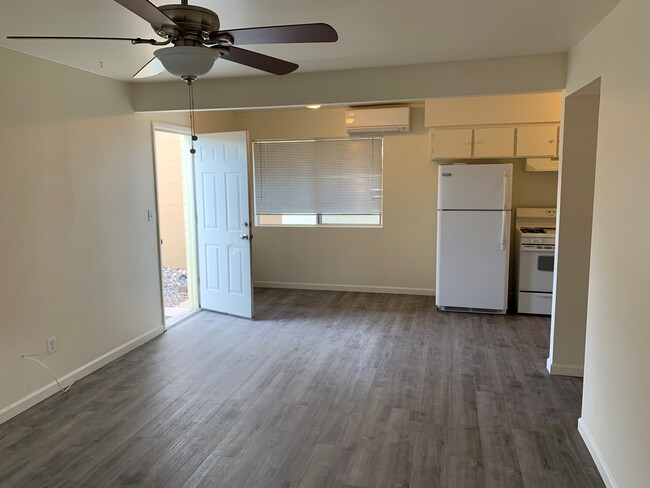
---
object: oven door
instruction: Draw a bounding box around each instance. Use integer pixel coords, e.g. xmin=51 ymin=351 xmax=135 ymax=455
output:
xmin=519 ymin=245 xmax=555 ymax=293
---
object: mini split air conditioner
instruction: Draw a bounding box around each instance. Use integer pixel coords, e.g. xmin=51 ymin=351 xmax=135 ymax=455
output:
xmin=345 ymin=107 xmax=411 ymax=135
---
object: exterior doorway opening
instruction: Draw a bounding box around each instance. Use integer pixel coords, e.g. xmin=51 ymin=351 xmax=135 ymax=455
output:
xmin=153 ymin=127 xmax=199 ymax=328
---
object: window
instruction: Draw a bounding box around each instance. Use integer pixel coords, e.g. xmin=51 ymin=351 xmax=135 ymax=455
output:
xmin=253 ymin=137 xmax=383 ymax=227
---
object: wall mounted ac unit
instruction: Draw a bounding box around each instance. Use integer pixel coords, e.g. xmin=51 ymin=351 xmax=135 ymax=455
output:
xmin=345 ymin=107 xmax=411 ymax=135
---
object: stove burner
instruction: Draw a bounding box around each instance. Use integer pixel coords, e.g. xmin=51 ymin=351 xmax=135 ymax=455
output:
xmin=520 ymin=227 xmax=547 ymax=234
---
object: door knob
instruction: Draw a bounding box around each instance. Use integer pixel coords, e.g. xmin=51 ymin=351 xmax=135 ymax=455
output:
xmin=240 ymin=234 xmax=249 ymax=240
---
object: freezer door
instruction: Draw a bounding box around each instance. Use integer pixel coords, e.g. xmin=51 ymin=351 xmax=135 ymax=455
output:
xmin=438 ymin=163 xmax=512 ymax=210
xmin=436 ymin=210 xmax=511 ymax=312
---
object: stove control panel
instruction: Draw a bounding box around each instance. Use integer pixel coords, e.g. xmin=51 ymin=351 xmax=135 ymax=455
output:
xmin=521 ymin=236 xmax=556 ymax=245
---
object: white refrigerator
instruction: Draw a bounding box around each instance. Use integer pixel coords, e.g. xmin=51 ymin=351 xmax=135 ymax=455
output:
xmin=436 ymin=163 xmax=512 ymax=314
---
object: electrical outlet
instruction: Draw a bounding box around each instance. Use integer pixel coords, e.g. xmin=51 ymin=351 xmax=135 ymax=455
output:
xmin=47 ymin=337 xmax=57 ymax=355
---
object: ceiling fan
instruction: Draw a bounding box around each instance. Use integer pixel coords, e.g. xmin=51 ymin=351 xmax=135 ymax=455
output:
xmin=7 ymin=0 xmax=339 ymax=83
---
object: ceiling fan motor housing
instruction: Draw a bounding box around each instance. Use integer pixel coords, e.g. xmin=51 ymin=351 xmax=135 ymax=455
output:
xmin=157 ymin=4 xmax=220 ymax=45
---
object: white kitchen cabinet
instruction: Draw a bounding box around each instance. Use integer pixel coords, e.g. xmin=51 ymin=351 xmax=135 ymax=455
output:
xmin=473 ymin=127 xmax=515 ymax=158
xmin=430 ymin=128 xmax=473 ymax=159
xmin=516 ymin=125 xmax=560 ymax=157
xmin=430 ymin=125 xmax=560 ymax=161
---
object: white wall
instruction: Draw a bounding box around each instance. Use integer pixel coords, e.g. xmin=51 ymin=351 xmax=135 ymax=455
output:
xmin=549 ymin=90 xmax=600 ymax=377
xmin=562 ymin=0 xmax=650 ymax=486
xmin=0 ymin=47 xmax=190 ymax=423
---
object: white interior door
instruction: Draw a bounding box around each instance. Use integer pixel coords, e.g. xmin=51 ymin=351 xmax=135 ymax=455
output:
xmin=194 ymin=131 xmax=253 ymax=318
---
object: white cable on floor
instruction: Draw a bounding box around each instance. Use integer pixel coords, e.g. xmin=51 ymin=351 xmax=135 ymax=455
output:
xmin=22 ymin=354 xmax=74 ymax=393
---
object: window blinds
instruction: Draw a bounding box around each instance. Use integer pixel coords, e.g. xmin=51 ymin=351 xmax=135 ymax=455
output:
xmin=253 ymin=137 xmax=383 ymax=215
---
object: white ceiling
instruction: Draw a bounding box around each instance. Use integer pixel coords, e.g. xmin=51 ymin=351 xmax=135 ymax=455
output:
xmin=0 ymin=0 xmax=620 ymax=82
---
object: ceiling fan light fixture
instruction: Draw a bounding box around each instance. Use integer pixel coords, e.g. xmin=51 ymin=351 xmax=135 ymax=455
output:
xmin=10 ymin=2 xmax=339 ymax=80
xmin=154 ymin=46 xmax=217 ymax=79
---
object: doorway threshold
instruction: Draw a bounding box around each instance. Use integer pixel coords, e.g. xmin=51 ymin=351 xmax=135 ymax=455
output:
xmin=164 ymin=308 xmax=201 ymax=330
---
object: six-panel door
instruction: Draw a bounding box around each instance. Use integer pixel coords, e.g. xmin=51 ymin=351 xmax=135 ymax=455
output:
xmin=194 ymin=131 xmax=253 ymax=319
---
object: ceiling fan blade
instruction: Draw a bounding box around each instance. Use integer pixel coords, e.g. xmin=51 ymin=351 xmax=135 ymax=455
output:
xmin=112 ymin=0 xmax=181 ymax=32
xmin=6 ymin=35 xmax=160 ymax=44
xmin=133 ymin=57 xmax=165 ymax=78
xmin=213 ymin=23 xmax=338 ymax=45
xmin=220 ymin=46 xmax=298 ymax=75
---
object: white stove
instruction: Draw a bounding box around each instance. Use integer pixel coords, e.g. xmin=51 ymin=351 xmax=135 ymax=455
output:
xmin=516 ymin=209 xmax=557 ymax=315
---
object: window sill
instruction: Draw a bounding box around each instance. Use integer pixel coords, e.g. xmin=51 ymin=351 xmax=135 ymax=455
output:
xmin=254 ymin=224 xmax=384 ymax=229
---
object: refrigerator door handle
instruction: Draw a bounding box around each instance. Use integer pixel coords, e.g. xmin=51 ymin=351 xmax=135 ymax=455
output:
xmin=501 ymin=212 xmax=507 ymax=251
xmin=502 ymin=172 xmax=509 ymax=210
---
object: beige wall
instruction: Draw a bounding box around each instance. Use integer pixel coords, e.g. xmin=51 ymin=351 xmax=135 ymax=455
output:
xmin=0 ymin=47 xmax=188 ymax=422
xmin=219 ymin=105 xmax=557 ymax=294
xmin=195 ymin=111 xmax=239 ymax=134
xmin=510 ymin=162 xmax=558 ymax=209
xmin=239 ymin=107 xmax=438 ymax=294
xmin=425 ymin=92 xmax=563 ymax=127
xmin=133 ymin=54 xmax=567 ymax=112
xmin=562 ymin=0 xmax=650 ymax=486
xmin=549 ymin=91 xmax=600 ymax=377
xmin=154 ymin=131 xmax=187 ymax=270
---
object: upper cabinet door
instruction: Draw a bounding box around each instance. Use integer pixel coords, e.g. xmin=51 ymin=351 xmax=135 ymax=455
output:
xmin=430 ymin=129 xmax=473 ymax=159
xmin=516 ymin=125 xmax=560 ymax=157
xmin=473 ymin=127 xmax=515 ymax=158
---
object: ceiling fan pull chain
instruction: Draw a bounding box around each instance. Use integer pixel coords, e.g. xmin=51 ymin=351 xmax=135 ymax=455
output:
xmin=188 ymin=80 xmax=198 ymax=155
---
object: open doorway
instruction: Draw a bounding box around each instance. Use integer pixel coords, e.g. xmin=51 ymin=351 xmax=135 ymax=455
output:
xmin=548 ymin=79 xmax=601 ymax=377
xmin=153 ymin=126 xmax=200 ymax=328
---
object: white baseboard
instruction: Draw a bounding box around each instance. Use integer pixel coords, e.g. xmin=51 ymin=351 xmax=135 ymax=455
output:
xmin=546 ymin=357 xmax=584 ymax=377
xmin=254 ymin=281 xmax=435 ymax=296
xmin=0 ymin=325 xmax=164 ymax=425
xmin=578 ymin=418 xmax=619 ymax=488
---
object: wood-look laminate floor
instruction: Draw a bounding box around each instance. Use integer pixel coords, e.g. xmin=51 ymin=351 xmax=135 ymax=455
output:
xmin=0 ymin=289 xmax=604 ymax=488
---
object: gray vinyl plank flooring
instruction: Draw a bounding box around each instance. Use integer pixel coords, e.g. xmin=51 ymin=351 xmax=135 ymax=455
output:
xmin=0 ymin=289 xmax=604 ymax=487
